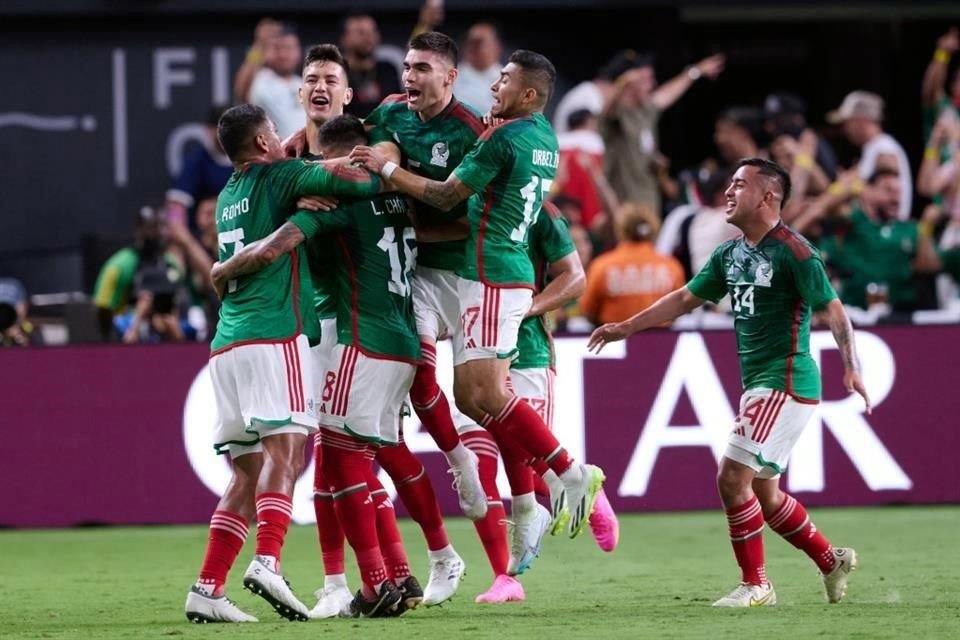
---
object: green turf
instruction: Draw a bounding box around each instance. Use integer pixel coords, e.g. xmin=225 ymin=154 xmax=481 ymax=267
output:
xmin=1 ymin=507 xmax=958 ymax=639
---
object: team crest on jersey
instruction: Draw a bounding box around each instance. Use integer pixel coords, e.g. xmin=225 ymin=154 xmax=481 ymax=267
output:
xmin=754 ymin=262 xmax=774 ymax=287
xmin=430 ymin=142 xmax=450 ymax=167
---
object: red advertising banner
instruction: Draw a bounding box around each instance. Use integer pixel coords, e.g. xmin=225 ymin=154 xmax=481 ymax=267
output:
xmin=3 ymin=327 xmax=958 ymax=528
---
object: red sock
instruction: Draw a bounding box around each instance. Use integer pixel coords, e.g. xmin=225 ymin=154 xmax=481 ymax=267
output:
xmin=726 ymin=496 xmax=767 ymax=586
xmin=410 ymin=343 xmax=461 ymax=452
xmin=485 ymin=397 xmax=574 ymax=475
xmin=322 ymin=433 xmax=387 ymax=596
xmin=462 ymin=430 xmax=509 ymax=576
xmin=254 ymin=493 xmax=292 ymax=564
xmin=377 ymin=442 xmax=449 ymax=551
xmin=312 ymin=439 xmax=345 ymax=576
xmin=491 ymin=424 xmax=535 ymax=496
xmin=766 ymin=494 xmax=835 ymax=573
xmin=198 ymin=510 xmax=248 ymax=595
xmin=369 ymin=472 xmax=411 ymax=582
xmin=532 ymin=474 xmax=550 ymax=498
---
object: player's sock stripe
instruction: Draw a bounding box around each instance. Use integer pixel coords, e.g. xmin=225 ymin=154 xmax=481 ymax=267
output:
xmin=210 ymin=520 xmax=249 ymax=540
xmin=767 ymin=495 xmax=798 ymax=529
xmin=256 ymin=497 xmax=294 ymax=510
xmin=727 ymin=502 xmax=763 ymax=525
xmin=781 ymin=515 xmax=811 ymax=539
xmin=495 ymin=396 xmax=520 ymax=423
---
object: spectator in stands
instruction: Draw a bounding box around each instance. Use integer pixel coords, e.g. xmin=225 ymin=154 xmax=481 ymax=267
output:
xmin=92 ymin=206 xmax=185 ymax=342
xmin=453 ymin=22 xmax=503 ymax=114
xmin=681 ymin=169 xmax=739 ymax=279
xmin=172 ymin=196 xmax=219 ymax=341
xmin=918 ymin=112 xmax=960 ymax=305
xmin=601 ymin=52 xmax=725 ymax=211
xmin=765 ymin=92 xmax=838 ymax=181
xmin=580 ymin=203 xmax=685 ymax=325
xmin=552 ymin=49 xmax=638 ymax=135
xmin=556 ymin=109 xmax=618 ymax=234
xmin=340 ymin=13 xmax=402 ymax=117
xmin=827 ymin=91 xmax=912 ymax=220
xmin=249 ymin=23 xmax=305 ymax=138
xmin=164 ymin=106 xmax=232 ymax=230
xmin=713 ymin=106 xmax=765 ymax=167
xmin=0 ymin=278 xmax=43 ymax=348
xmin=921 ymin=27 xmax=960 ymax=146
xmin=233 ymin=18 xmax=283 ymax=102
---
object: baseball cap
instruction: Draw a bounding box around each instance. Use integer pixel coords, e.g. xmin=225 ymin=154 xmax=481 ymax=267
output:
xmin=826 ymin=91 xmax=884 ymax=124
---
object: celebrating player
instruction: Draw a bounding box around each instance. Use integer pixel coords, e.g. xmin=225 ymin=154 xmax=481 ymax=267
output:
xmin=352 ymin=49 xmax=607 ymax=541
xmin=588 ymin=158 xmax=868 ymax=607
xmin=184 ymin=104 xmax=383 ymax=623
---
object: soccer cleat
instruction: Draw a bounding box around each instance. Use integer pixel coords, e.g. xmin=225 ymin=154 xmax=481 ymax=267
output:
xmin=448 ymin=449 xmax=488 ymax=520
xmin=382 ymin=576 xmax=424 ymax=617
xmin=423 ymin=550 xmax=465 ymax=606
xmin=821 ymin=547 xmax=858 ymax=603
xmin=242 ymin=555 xmax=309 ymax=621
xmin=349 ymin=581 xmax=403 ymax=618
xmin=507 ymin=504 xmax=552 ymax=576
xmin=588 ymin=489 xmax=619 ymax=552
xmin=475 ymin=574 xmax=525 ymax=604
xmin=184 ymin=586 xmax=258 ymax=623
xmin=547 ymin=481 xmax=569 ymax=536
xmin=564 ymin=464 xmax=606 ymax=539
xmin=308 ymin=584 xmax=353 ymax=619
xmin=711 ymin=582 xmax=777 ymax=608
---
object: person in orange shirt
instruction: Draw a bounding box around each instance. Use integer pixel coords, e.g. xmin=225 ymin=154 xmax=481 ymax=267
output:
xmin=581 ymin=203 xmax=685 ymax=325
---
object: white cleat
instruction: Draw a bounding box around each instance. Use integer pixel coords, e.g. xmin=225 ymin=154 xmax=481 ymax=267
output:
xmin=184 ymin=586 xmax=258 ymax=623
xmin=507 ymin=504 xmax=552 ymax=576
xmin=821 ymin=547 xmax=858 ymax=603
xmin=563 ymin=464 xmax=606 ymax=539
xmin=309 ymin=584 xmax=354 ymax=619
xmin=711 ymin=582 xmax=777 ymax=608
xmin=242 ymin=555 xmax=310 ymax=621
xmin=449 ymin=449 xmax=487 ymax=520
xmin=423 ymin=550 xmax=466 ymax=606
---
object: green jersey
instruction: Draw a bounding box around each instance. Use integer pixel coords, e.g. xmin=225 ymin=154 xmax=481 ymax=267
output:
xmin=454 ymin=113 xmax=560 ymax=288
xmin=513 ymin=203 xmax=576 ymax=371
xmin=687 ymin=223 xmax=837 ymax=401
xmin=296 ymin=191 xmax=420 ymax=363
xmin=301 ymin=153 xmax=337 ymax=320
xmin=366 ymin=94 xmax=484 ymax=272
xmin=211 ymin=159 xmax=381 ymax=354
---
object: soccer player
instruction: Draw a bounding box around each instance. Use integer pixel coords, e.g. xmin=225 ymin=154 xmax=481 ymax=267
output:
xmin=183 ymin=103 xmax=382 ymax=623
xmin=362 ymin=31 xmax=489 ymax=521
xmin=352 ymin=49 xmax=607 ymax=540
xmin=588 ymin=158 xmax=869 ymax=607
xmin=294 ymin=45 xmax=463 ymax=617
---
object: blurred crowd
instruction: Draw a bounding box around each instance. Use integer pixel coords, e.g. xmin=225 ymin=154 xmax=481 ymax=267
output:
xmin=8 ymin=6 xmax=960 ymax=347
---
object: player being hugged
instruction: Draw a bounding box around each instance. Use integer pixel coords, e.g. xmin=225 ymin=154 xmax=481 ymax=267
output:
xmin=589 ymin=158 xmax=869 ymax=608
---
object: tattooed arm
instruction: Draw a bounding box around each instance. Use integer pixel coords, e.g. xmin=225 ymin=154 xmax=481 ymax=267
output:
xmin=348 ymin=145 xmax=475 ymax=211
xmin=211 ymin=222 xmax=306 ymax=299
xmin=823 ymin=298 xmax=872 ymax=413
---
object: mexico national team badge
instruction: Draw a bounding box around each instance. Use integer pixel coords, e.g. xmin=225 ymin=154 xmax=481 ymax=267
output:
xmin=430 ymin=141 xmax=450 ymax=167
xmin=755 ymin=262 xmax=774 ymax=287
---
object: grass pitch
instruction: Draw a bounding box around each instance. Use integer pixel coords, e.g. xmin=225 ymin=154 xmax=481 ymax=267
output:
xmin=1 ymin=507 xmax=957 ymax=639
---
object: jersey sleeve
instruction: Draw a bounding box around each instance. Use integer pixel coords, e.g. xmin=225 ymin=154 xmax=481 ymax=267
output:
xmin=272 ymin=159 xmax=382 ymax=205
xmin=289 ymin=209 xmax=350 ymax=240
xmin=453 ymin=131 xmax=512 ymax=194
xmin=789 ymin=252 xmax=838 ymax=310
xmin=686 ymin=246 xmax=729 ymax=303
xmin=364 ymin=96 xmax=403 ymax=146
xmin=536 ymin=212 xmax=576 ymax=263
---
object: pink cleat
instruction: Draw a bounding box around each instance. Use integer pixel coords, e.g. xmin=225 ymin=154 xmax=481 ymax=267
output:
xmin=474 ymin=575 xmax=525 ymax=604
xmin=588 ymin=489 xmax=619 ymax=552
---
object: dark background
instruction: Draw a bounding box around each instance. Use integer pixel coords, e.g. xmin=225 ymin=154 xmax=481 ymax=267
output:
xmin=2 ymin=0 xmax=960 ymax=294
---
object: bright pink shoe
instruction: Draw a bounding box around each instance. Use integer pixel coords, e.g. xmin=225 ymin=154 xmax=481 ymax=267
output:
xmin=474 ymin=575 xmax=525 ymax=603
xmin=588 ymin=489 xmax=619 ymax=552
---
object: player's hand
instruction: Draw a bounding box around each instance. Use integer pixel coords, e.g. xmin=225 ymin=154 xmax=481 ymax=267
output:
xmin=482 ymin=112 xmax=504 ymax=128
xmin=587 ymin=322 xmax=629 ymax=354
xmin=695 ymin=53 xmax=726 ymax=79
xmin=211 ymin=262 xmax=227 ymax=300
xmin=349 ymin=145 xmax=388 ymax=174
xmin=297 ymin=196 xmax=339 ymax=212
xmin=282 ymin=128 xmax=308 ymax=158
xmin=844 ymin=368 xmax=872 ymax=415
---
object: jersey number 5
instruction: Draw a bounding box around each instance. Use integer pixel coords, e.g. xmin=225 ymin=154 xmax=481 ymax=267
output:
xmin=378 ymin=227 xmax=417 ymax=297
xmin=732 ymin=284 xmax=755 ymax=316
xmin=217 ymin=229 xmax=245 ymax=293
xmin=511 ymin=176 xmax=554 ymax=242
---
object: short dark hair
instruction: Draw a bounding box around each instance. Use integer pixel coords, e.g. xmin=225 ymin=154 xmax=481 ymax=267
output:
xmin=868 ymin=167 xmax=900 ymax=184
xmin=409 ymin=31 xmax=459 ymax=67
xmin=318 ymin=114 xmax=368 ymax=154
xmin=567 ymin=108 xmax=594 ymax=131
xmin=217 ymin=104 xmax=269 ymax=162
xmin=303 ymin=43 xmax=349 ymax=75
xmin=508 ymin=49 xmax=557 ymax=104
xmin=736 ymin=157 xmax=792 ymax=208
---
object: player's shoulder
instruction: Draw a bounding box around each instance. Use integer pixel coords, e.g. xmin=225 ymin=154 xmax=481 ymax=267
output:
xmin=446 ymin=99 xmax=485 ymax=136
xmin=478 ymin=115 xmax=532 ymax=143
xmin=768 ymin=223 xmax=816 ymax=261
xmin=371 ymin=93 xmax=409 ymax=116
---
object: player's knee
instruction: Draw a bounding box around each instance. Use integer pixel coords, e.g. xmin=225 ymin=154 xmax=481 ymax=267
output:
xmin=716 ymin=463 xmax=751 ymax=501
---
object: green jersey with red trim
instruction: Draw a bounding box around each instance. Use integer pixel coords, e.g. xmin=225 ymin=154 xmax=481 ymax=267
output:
xmin=454 ymin=113 xmax=559 ymax=288
xmin=513 ymin=202 xmax=576 ymax=371
xmin=366 ymin=94 xmax=483 ymax=272
xmin=211 ymin=159 xmax=381 ymax=353
xmin=295 ymin=191 xmax=420 ymax=363
xmin=687 ymin=222 xmax=837 ymax=400
xmin=301 ymin=153 xmax=338 ymax=321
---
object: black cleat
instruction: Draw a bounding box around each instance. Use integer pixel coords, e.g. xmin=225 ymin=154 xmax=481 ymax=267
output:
xmin=383 ymin=576 xmax=424 ymax=617
xmin=349 ymin=581 xmax=402 ymax=618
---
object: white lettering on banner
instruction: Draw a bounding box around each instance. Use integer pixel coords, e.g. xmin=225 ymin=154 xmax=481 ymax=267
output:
xmin=166 ymin=123 xmax=208 ymax=178
xmin=154 ymin=48 xmax=196 ymax=109
xmin=211 ymin=48 xmax=231 ymax=107
xmin=618 ymin=333 xmax=734 ymax=497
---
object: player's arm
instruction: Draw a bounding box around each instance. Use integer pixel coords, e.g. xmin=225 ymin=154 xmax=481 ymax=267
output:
xmin=211 ymin=222 xmax=305 ymax=297
xmin=349 ymin=144 xmax=474 ymax=211
xmin=922 ymin=28 xmax=957 ymax=106
xmin=650 ymin=54 xmax=725 ymax=111
xmin=587 ymin=286 xmax=705 ymax=353
xmin=291 ymin=160 xmax=384 ymax=199
xmin=822 ymin=299 xmax=871 ymax=413
xmin=527 ymin=252 xmax=585 ymax=319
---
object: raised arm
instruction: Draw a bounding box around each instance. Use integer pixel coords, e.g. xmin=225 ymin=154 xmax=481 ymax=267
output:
xmin=349 ymin=144 xmax=475 ymax=211
xmin=651 ymin=54 xmax=725 ymax=111
xmin=922 ymin=28 xmax=958 ymax=107
xmin=587 ymin=286 xmax=705 ymax=352
xmin=527 ymin=252 xmax=585 ymax=319
xmin=822 ymin=298 xmax=871 ymax=413
xmin=210 ymin=222 xmax=305 ymax=298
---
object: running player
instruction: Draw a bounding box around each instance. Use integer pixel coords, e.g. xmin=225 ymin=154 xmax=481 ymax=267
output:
xmin=352 ymin=50 xmax=606 ymax=540
xmin=294 ymin=45 xmax=464 ymax=618
xmin=184 ymin=104 xmax=383 ymax=623
xmin=588 ymin=158 xmax=868 ymax=607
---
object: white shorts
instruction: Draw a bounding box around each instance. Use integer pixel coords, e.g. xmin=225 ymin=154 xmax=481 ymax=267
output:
xmin=724 ymin=388 xmax=818 ymax=479
xmin=209 ymin=334 xmax=318 ymax=458
xmin=310 ymin=318 xmax=339 ymax=383
xmin=412 ymin=266 xmax=462 ymax=341
xmin=510 ymin=367 xmax=556 ymax=430
xmin=453 ymin=280 xmax=532 ymax=366
xmin=319 ymin=344 xmax=416 ymax=445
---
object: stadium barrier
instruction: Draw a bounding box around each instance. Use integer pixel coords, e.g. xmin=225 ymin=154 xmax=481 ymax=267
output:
xmin=5 ymin=326 xmax=958 ymax=527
